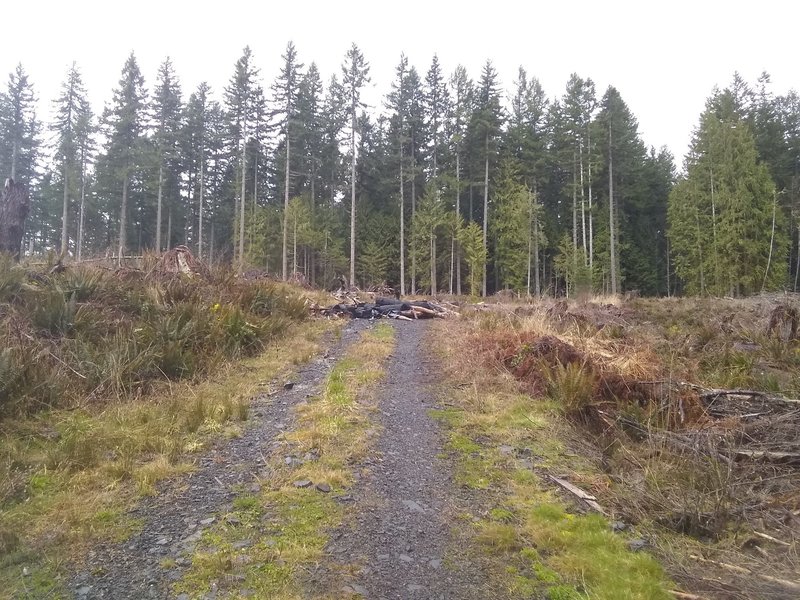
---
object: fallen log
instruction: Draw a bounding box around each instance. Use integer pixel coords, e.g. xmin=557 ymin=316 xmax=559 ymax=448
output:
xmin=731 ymin=450 xmax=800 ymax=465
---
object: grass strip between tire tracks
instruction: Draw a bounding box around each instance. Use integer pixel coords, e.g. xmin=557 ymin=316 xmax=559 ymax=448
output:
xmin=174 ymin=322 xmax=395 ymax=599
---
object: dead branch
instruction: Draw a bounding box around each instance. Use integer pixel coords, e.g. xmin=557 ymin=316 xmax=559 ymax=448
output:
xmin=547 ymin=474 xmax=606 ymax=515
xmin=689 ymin=555 xmax=800 ymax=592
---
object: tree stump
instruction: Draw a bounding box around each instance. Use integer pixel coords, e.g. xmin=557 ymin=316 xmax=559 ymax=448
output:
xmin=0 ymin=179 xmax=29 ymax=260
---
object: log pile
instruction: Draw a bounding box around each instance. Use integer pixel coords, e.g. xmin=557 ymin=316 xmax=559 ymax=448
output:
xmin=313 ymin=293 xmax=458 ymax=321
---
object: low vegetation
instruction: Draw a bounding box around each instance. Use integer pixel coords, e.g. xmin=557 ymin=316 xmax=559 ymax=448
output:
xmin=0 ymin=258 xmax=325 ymax=596
xmin=435 ymin=295 xmax=800 ymax=599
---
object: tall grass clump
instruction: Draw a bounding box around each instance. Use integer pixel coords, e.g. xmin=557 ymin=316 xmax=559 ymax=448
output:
xmin=0 ymin=260 xmax=308 ymax=416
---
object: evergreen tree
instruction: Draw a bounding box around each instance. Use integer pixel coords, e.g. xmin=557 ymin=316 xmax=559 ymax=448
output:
xmin=0 ymin=63 xmax=40 ymax=183
xmin=472 ymin=60 xmax=503 ymax=295
xmin=99 ymin=52 xmax=148 ymax=262
xmin=447 ymin=65 xmax=472 ymax=294
xmin=51 ymin=62 xmax=91 ymax=255
xmin=150 ymin=57 xmax=183 ymax=252
xmin=224 ymin=46 xmax=260 ymax=268
xmin=669 ymin=90 xmax=787 ymax=295
xmin=341 ymin=43 xmax=370 ymax=286
xmin=272 ymin=41 xmax=303 ymax=280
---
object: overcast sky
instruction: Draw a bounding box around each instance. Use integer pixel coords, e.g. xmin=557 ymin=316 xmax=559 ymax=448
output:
xmin=2 ymin=0 xmax=798 ymax=168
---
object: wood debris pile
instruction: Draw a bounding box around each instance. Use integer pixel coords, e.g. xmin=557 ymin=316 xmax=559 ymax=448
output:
xmin=311 ymin=291 xmax=458 ymax=321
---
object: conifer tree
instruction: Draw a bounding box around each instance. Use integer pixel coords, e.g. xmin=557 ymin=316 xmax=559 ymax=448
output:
xmin=51 ymin=62 xmax=91 ymax=255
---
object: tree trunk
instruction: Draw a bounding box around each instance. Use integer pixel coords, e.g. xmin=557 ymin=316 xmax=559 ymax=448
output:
xmin=61 ymin=165 xmax=70 ymax=256
xmin=118 ymin=174 xmax=129 ymax=266
xmin=572 ymin=149 xmax=578 ymax=271
xmin=579 ymin=139 xmax=587 ymax=265
xmin=0 ymin=180 xmax=29 ymax=260
xmin=534 ymin=190 xmax=541 ymax=297
xmin=198 ymin=153 xmax=204 ymax=260
xmin=155 ymin=162 xmax=164 ymax=252
xmin=456 ymin=151 xmax=461 ymax=295
xmin=77 ymin=165 xmax=86 ymax=261
xmin=430 ymin=230 xmax=437 ymax=295
xmin=350 ymin=110 xmax=356 ymax=287
xmin=608 ymin=128 xmax=617 ymax=295
xmin=282 ymin=132 xmax=290 ymax=280
xmin=166 ymin=208 xmax=172 ymax=251
xmin=411 ymin=138 xmax=416 ymax=294
xmin=588 ymin=128 xmax=594 ymax=272
xmin=239 ymin=121 xmax=246 ymax=272
xmin=482 ymin=133 xmax=489 ymax=297
xmin=400 ymin=135 xmax=406 ymax=296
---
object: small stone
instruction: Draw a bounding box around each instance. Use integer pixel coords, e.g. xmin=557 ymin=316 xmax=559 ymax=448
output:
xmin=293 ymin=479 xmax=313 ymax=488
xmin=499 ymin=445 xmax=514 ymax=455
xmin=315 ymin=482 xmax=332 ymax=493
xmin=351 ymin=584 xmax=368 ymax=595
xmin=232 ymin=539 xmax=252 ymax=550
xmin=377 ymin=554 xmax=390 ymax=560
xmin=283 ymin=382 xmax=294 ymax=390
xmin=628 ymin=538 xmax=649 ymax=552
xmin=175 ymin=557 xmax=191 ymax=568
xmin=176 ymin=595 xmax=190 ymax=600
xmin=22 ymin=567 xmax=30 ymax=577
xmin=200 ymin=517 xmax=216 ymax=526
xmin=408 ymin=584 xmax=425 ymax=592
xmin=76 ymin=586 xmax=91 ymax=597
xmin=247 ymin=482 xmax=262 ymax=494
xmin=402 ymin=499 xmax=425 ymax=513
xmin=238 ymin=590 xmax=255 ymax=598
xmin=399 ymin=554 xmax=413 ymax=563
xmin=155 ymin=537 xmax=170 ymax=545
xmin=284 ymin=456 xmax=294 ymax=465
xmin=225 ymin=516 xmax=241 ymax=526
xmin=611 ymin=521 xmax=627 ymax=532
xmin=429 ymin=559 xmax=442 ymax=569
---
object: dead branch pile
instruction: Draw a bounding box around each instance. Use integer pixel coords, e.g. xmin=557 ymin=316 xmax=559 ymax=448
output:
xmin=312 ymin=291 xmax=457 ymax=321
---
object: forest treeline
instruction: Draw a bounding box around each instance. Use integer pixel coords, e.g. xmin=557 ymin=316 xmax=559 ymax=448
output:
xmin=1 ymin=42 xmax=799 ymax=296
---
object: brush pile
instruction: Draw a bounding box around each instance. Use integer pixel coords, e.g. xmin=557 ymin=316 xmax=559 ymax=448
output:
xmin=312 ymin=291 xmax=458 ymax=321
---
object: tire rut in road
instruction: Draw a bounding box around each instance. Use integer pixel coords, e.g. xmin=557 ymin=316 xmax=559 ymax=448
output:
xmin=69 ymin=320 xmax=370 ymax=600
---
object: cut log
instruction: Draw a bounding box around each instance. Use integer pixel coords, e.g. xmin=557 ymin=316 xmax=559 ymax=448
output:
xmin=0 ymin=179 xmax=29 ymax=260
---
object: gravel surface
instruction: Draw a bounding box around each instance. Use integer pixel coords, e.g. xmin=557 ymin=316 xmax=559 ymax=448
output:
xmin=311 ymin=320 xmax=491 ymax=600
xmin=68 ymin=320 xmax=369 ymax=600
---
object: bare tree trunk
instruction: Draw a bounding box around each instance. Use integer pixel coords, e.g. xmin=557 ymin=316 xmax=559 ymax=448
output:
xmin=534 ymin=189 xmax=541 ymax=297
xmin=77 ymin=165 xmax=86 ymax=261
xmin=282 ymin=133 xmax=290 ymax=280
xmin=482 ymin=133 xmax=489 ymax=297
xmin=572 ymin=149 xmax=578 ymax=269
xmin=579 ymin=139 xmax=587 ymax=265
xmin=0 ymin=180 xmax=29 ymax=260
xmin=118 ymin=174 xmax=129 ymax=266
xmin=430 ymin=230 xmax=437 ymax=295
xmin=155 ymin=162 xmax=164 ymax=252
xmin=609 ymin=129 xmax=617 ymax=295
xmin=239 ymin=122 xmax=246 ymax=272
xmin=293 ymin=213 xmax=298 ymax=275
xmin=166 ymin=208 xmax=172 ymax=251
xmin=588 ymin=129 xmax=594 ymax=272
xmin=400 ymin=136 xmax=406 ymax=296
xmin=198 ymin=154 xmax=204 ymax=260
xmin=349 ymin=111 xmax=356 ymax=286
xmin=762 ymin=190 xmax=778 ymax=292
xmin=11 ymin=142 xmax=17 ymax=181
xmin=411 ymin=139 xmax=416 ymax=294
xmin=456 ymin=152 xmax=461 ymax=295
xmin=61 ymin=165 xmax=70 ymax=256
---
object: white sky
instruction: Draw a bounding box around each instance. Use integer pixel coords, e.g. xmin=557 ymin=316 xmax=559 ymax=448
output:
xmin=3 ymin=0 xmax=798 ymax=168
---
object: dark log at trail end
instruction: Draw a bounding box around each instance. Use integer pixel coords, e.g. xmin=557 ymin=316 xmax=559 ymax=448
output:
xmin=0 ymin=179 xmax=30 ymax=261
